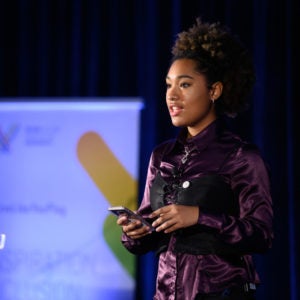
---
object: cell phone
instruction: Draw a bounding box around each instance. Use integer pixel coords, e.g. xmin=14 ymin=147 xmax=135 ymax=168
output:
xmin=108 ymin=206 xmax=154 ymax=231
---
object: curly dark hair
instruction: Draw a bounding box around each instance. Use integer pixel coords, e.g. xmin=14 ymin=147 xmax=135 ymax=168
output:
xmin=171 ymin=18 xmax=256 ymax=117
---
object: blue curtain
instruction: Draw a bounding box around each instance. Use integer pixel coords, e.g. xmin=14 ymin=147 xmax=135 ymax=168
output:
xmin=0 ymin=1 xmax=299 ymax=299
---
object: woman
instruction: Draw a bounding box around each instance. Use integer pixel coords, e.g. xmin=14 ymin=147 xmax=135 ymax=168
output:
xmin=117 ymin=18 xmax=273 ymax=300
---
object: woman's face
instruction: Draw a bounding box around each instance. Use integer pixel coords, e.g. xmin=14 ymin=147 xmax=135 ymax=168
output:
xmin=166 ymin=58 xmax=217 ymax=137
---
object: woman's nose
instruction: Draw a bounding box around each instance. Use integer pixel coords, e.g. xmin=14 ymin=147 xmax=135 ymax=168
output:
xmin=167 ymin=92 xmax=179 ymax=101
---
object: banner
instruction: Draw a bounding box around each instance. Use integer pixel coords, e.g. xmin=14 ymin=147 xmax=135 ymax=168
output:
xmin=0 ymin=99 xmax=143 ymax=300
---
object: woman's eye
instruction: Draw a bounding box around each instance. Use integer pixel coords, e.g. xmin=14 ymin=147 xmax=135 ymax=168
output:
xmin=180 ymin=82 xmax=190 ymax=88
xmin=166 ymin=83 xmax=171 ymax=89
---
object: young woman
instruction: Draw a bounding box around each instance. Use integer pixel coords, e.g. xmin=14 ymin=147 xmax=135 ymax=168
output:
xmin=117 ymin=18 xmax=273 ymax=300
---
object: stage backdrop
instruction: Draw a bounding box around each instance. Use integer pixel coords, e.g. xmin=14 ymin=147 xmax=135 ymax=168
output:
xmin=0 ymin=99 xmax=143 ymax=300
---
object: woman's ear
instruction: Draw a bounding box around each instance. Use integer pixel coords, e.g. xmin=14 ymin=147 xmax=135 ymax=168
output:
xmin=210 ymin=81 xmax=223 ymax=101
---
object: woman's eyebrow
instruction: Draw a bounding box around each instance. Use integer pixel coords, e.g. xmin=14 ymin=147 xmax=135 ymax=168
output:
xmin=165 ymin=74 xmax=194 ymax=80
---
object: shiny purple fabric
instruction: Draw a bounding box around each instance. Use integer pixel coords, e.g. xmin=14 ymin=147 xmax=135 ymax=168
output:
xmin=121 ymin=120 xmax=273 ymax=300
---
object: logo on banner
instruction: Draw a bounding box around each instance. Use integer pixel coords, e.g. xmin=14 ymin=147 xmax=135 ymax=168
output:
xmin=77 ymin=131 xmax=137 ymax=278
xmin=0 ymin=124 xmax=20 ymax=152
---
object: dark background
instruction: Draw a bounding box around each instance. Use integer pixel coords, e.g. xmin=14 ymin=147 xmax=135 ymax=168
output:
xmin=0 ymin=1 xmax=299 ymax=299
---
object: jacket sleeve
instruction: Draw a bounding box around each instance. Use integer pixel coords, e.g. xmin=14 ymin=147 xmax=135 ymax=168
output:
xmin=121 ymin=151 xmax=162 ymax=255
xmin=197 ymin=144 xmax=274 ymax=253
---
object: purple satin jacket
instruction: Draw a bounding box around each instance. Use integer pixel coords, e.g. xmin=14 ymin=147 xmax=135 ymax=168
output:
xmin=121 ymin=120 xmax=273 ymax=300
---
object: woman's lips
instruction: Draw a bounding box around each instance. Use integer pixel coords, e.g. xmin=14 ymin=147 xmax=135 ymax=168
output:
xmin=169 ymin=105 xmax=183 ymax=117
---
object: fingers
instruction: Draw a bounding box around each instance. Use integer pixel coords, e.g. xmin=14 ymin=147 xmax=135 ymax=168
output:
xmin=119 ymin=217 xmax=152 ymax=239
xmin=150 ymin=205 xmax=199 ymax=233
xmin=152 ymin=212 xmax=178 ymax=233
xmin=124 ymin=226 xmax=151 ymax=239
xmin=154 ymin=219 xmax=177 ymax=233
xmin=149 ymin=208 xmax=166 ymax=219
xmin=116 ymin=215 xmax=130 ymax=226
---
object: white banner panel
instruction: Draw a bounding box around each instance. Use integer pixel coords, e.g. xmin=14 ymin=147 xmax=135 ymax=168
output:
xmin=0 ymin=99 xmax=143 ymax=300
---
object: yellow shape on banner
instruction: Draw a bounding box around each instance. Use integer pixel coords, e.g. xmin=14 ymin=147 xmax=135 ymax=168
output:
xmin=77 ymin=131 xmax=137 ymax=278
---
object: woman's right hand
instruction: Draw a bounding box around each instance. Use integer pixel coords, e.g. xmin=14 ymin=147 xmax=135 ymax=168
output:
xmin=117 ymin=215 xmax=152 ymax=239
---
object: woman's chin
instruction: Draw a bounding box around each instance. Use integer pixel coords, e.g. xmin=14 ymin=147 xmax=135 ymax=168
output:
xmin=170 ymin=116 xmax=185 ymax=127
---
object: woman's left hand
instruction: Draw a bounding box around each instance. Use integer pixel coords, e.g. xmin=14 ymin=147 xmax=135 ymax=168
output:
xmin=149 ymin=204 xmax=199 ymax=233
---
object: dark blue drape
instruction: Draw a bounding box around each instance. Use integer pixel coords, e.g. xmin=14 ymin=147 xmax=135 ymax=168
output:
xmin=0 ymin=1 xmax=299 ymax=299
